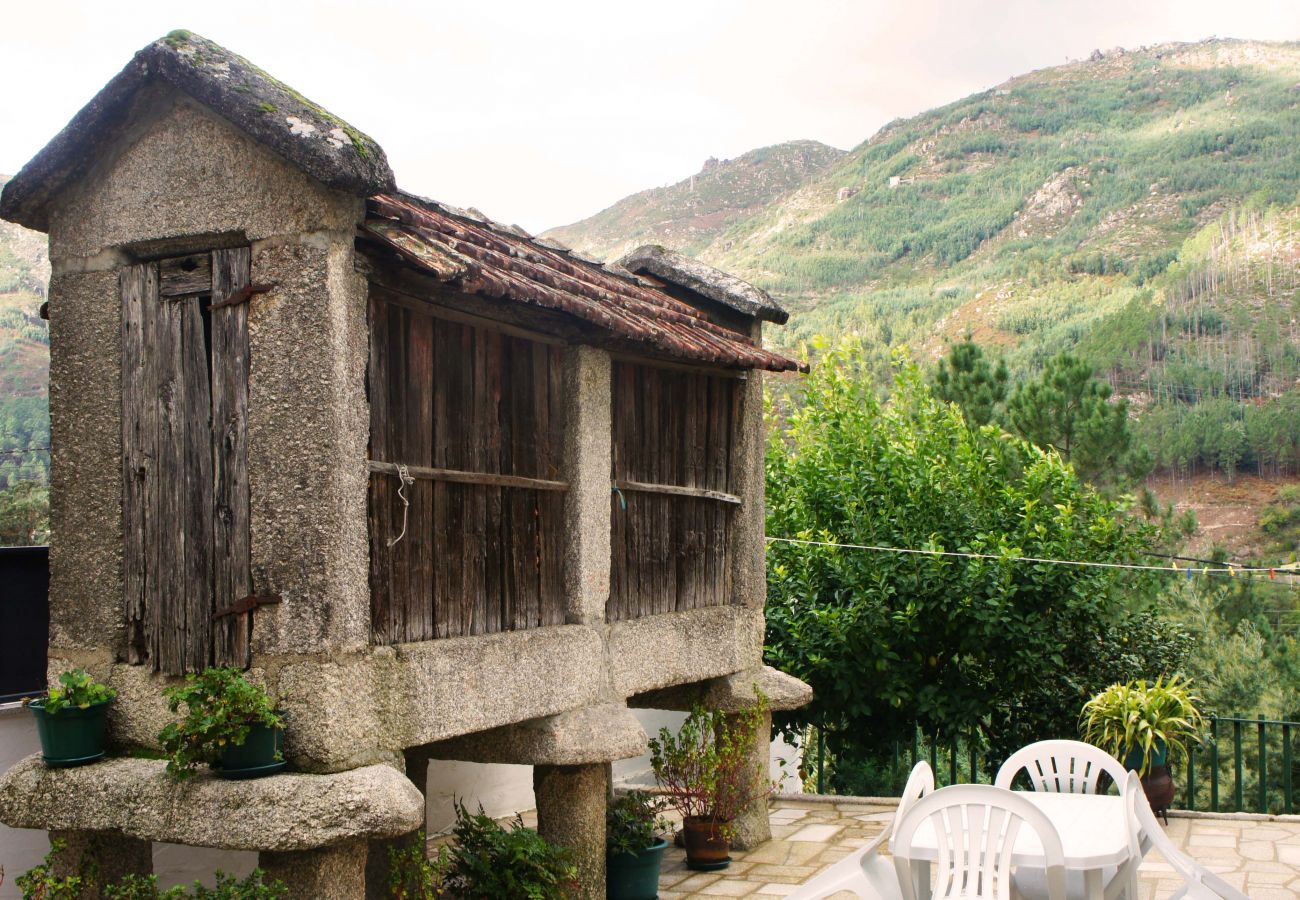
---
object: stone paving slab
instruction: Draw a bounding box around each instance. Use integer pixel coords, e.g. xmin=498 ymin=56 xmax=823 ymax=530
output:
xmin=658 ymin=797 xmax=1300 ymax=898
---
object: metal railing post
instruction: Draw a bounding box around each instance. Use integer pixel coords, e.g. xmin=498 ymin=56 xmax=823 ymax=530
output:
xmin=1186 ymin=745 xmax=1196 ymax=809
xmin=1234 ymin=715 xmax=1244 ymax=812
xmin=1210 ymin=718 xmax=1220 ymax=812
xmin=1285 ymin=722 xmax=1294 ymax=815
xmin=1259 ymin=714 xmax=1268 ymax=813
xmin=949 ymin=737 xmax=958 ymax=787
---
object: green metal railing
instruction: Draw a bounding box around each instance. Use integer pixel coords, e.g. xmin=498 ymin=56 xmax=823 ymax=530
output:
xmin=809 ymin=714 xmax=1300 ymax=815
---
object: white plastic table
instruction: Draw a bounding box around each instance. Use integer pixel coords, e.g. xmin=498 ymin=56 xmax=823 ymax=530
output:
xmin=893 ymin=791 xmax=1132 ymax=899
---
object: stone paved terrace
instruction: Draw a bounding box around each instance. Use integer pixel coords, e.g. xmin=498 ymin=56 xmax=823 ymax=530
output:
xmin=654 ymin=796 xmax=1300 ymax=899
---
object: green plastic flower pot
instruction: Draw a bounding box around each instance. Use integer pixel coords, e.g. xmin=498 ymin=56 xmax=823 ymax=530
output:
xmin=1123 ymin=738 xmax=1168 ymax=773
xmin=29 ymin=698 xmax=111 ymax=767
xmin=215 ymin=720 xmax=285 ymax=779
xmin=606 ymin=837 xmax=667 ymax=900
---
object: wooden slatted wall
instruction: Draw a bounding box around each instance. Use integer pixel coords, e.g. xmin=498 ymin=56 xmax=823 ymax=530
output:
xmin=367 ymin=288 xmax=567 ymax=644
xmin=608 ymin=361 xmax=741 ymax=622
xmin=122 ymin=248 xmax=253 ymax=674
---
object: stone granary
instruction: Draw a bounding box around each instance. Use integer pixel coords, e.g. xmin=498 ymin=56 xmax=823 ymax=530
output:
xmin=0 ymin=31 xmax=811 ymax=899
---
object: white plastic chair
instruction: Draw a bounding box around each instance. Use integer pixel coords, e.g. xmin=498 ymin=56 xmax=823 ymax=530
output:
xmin=892 ymin=784 xmax=1067 ymax=900
xmin=787 ymin=761 xmax=935 ymax=900
xmin=1012 ymin=770 xmax=1144 ymax=900
xmin=1130 ymin=777 xmax=1248 ymax=900
xmin=995 ymin=740 xmax=1128 ymax=795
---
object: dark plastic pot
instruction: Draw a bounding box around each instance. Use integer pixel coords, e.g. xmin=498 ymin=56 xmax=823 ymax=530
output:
xmin=681 ymin=817 xmax=730 ymax=871
xmin=215 ymin=720 xmax=285 ymax=780
xmin=607 ymin=837 xmax=667 ymax=900
xmin=1123 ymin=738 xmax=1168 ymax=773
xmin=29 ymin=698 xmax=112 ymax=767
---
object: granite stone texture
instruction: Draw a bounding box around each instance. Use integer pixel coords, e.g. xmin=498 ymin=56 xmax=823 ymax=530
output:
xmin=0 ymin=756 xmax=423 ymax=851
xmin=425 ymin=704 xmax=647 ymax=766
xmin=561 ymin=345 xmax=612 ymax=626
xmin=535 ymin=764 xmax=609 ymax=900
xmin=46 ymin=94 xmax=364 ymax=261
xmin=610 ymin=605 xmax=767 ymax=698
xmin=260 ymin=840 xmax=368 ymax=900
xmin=44 ymin=270 xmax=126 ymax=654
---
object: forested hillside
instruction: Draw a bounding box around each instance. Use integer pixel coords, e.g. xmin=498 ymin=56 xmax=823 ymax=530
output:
xmin=694 ymin=39 xmax=1300 ymax=380
xmin=543 ymin=140 xmax=845 ymax=261
xmin=0 ymin=174 xmax=51 ymax=543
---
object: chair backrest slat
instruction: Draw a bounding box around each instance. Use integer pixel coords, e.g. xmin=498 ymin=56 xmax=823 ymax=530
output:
xmin=893 ymin=784 xmax=1066 ymax=900
xmin=995 ymin=739 xmax=1128 ymax=794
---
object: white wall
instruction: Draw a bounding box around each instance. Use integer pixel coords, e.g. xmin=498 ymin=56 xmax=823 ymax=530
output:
xmin=0 ymin=704 xmax=48 ymax=899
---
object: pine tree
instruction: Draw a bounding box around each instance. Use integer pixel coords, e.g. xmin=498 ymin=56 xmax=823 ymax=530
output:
xmin=932 ymin=337 xmax=1009 ymax=427
xmin=1006 ymin=352 xmax=1151 ymax=489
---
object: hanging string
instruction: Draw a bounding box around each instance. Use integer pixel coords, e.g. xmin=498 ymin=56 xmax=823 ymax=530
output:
xmin=764 ymin=535 xmax=1298 ymax=583
xmin=387 ymin=463 xmax=416 ymax=547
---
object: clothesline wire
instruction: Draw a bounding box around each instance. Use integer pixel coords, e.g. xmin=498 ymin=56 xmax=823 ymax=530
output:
xmin=764 ymin=535 xmax=1298 ymax=583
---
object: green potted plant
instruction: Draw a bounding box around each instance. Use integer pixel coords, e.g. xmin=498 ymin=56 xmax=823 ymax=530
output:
xmin=26 ymin=669 xmax=116 ymax=767
xmin=605 ymin=790 xmax=669 ymax=900
xmin=648 ymin=697 xmax=772 ymax=871
xmin=159 ymin=667 xmax=285 ymax=780
xmin=1081 ymin=674 xmax=1206 ymax=815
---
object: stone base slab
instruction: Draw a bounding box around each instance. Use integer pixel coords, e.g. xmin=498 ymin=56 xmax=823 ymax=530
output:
xmin=0 ymin=756 xmax=423 ymax=851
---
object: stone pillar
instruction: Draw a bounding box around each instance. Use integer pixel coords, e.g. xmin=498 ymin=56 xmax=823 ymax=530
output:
xmin=48 ymin=828 xmax=152 ymax=887
xmin=724 ymin=707 xmax=774 ymax=850
xmin=534 ymin=763 xmax=608 ymax=900
xmin=561 ymin=345 xmax=612 ymax=625
xmin=729 ymin=330 xmax=768 ymax=613
xmin=260 ymin=840 xmax=368 ymax=900
xmin=364 ymin=746 xmax=430 ymax=899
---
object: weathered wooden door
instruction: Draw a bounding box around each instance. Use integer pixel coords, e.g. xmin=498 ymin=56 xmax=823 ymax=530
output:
xmin=122 ymin=248 xmax=252 ymax=674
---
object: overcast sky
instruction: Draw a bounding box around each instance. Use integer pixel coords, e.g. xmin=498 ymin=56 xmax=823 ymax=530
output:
xmin=1 ymin=1 xmax=1298 ymax=233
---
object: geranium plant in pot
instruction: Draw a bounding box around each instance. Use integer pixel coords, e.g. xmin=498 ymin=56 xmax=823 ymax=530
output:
xmin=26 ymin=669 xmax=117 ymax=767
xmin=159 ymin=667 xmax=285 ymax=780
xmin=648 ymin=697 xmax=773 ymax=872
xmin=606 ymin=790 xmax=670 ymax=900
xmin=1081 ymin=674 xmax=1206 ymax=816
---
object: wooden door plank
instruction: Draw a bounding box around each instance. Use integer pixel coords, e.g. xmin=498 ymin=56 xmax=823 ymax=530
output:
xmin=150 ymin=283 xmax=186 ymax=673
xmin=211 ymin=247 xmax=252 ymax=667
xmin=121 ymin=264 xmax=155 ymax=665
xmin=180 ymin=295 xmax=215 ymax=672
xmin=367 ymin=293 xmax=394 ymax=645
xmin=406 ymin=309 xmax=435 ymax=642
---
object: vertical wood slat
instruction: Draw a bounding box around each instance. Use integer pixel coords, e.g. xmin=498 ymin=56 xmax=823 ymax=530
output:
xmin=608 ymin=362 xmax=740 ymax=622
xmin=180 ymin=294 xmax=215 ymax=673
xmin=366 ymin=292 xmax=567 ymax=644
xmin=121 ymin=265 xmax=155 ymax=665
xmin=211 ymin=248 xmax=252 ymax=668
xmin=368 ymin=294 xmax=394 ymax=645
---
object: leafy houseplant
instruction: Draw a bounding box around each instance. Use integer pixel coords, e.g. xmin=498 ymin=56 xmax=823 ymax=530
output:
xmin=648 ymin=698 xmax=773 ymax=871
xmin=1081 ymin=675 xmax=1207 ymax=815
xmin=605 ymin=791 xmax=670 ymax=900
xmin=158 ymin=668 xmax=284 ymax=780
xmin=26 ymin=669 xmax=117 ymax=767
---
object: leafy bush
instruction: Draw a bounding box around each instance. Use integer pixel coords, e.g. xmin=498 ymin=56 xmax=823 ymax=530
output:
xmin=14 ymin=842 xmax=286 ymax=900
xmin=386 ymin=831 xmax=447 ymax=899
xmin=158 ymin=668 xmax=282 ymax=779
xmin=765 ymin=346 xmax=1172 ymax=772
xmin=606 ymin=790 xmax=669 ymax=857
xmin=437 ymin=802 xmax=576 ymax=900
xmin=35 ymin=669 xmax=115 ymax=714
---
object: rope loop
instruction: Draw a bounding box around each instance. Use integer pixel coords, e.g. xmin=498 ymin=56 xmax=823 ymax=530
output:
xmin=387 ymin=463 xmax=416 ymax=547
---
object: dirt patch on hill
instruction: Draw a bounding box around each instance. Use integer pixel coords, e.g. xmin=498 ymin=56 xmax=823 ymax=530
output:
xmin=1148 ymin=472 xmax=1299 ymax=559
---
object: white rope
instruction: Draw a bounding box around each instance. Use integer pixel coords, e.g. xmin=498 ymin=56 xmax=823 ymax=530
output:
xmin=387 ymin=463 xmax=416 ymax=547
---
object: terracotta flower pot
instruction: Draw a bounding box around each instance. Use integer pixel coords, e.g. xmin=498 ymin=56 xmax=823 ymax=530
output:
xmin=681 ymin=817 xmax=731 ymax=871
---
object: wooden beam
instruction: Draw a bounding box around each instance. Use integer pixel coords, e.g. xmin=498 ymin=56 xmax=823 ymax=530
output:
xmin=614 ymin=479 xmax=742 ymax=506
xmin=369 ymin=459 xmax=569 ymax=492
xmin=609 ymin=351 xmax=748 ymax=380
